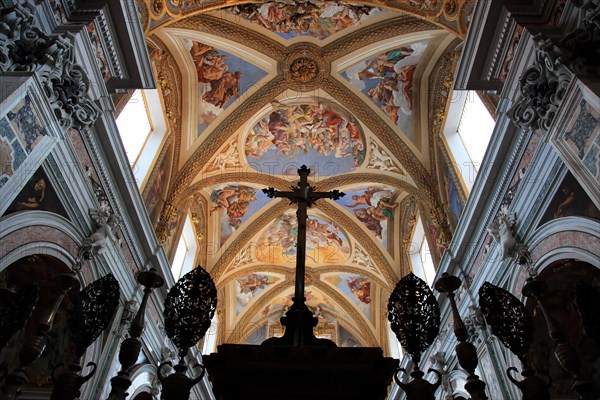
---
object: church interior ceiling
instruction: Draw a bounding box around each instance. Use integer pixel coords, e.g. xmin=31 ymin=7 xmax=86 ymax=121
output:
xmin=135 ymin=0 xmax=472 ymax=350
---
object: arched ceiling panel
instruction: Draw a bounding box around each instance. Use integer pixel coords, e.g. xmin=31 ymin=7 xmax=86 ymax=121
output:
xmin=141 ymin=0 xmax=468 ymax=351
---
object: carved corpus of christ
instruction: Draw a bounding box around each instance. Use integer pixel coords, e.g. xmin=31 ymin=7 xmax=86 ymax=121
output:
xmin=261 ymin=165 xmax=345 ymax=346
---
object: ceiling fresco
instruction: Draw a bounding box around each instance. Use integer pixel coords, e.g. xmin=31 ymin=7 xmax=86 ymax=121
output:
xmin=224 ymin=2 xmax=382 ymax=40
xmin=255 ymin=213 xmax=351 ymax=265
xmin=187 ymin=39 xmax=268 ymax=137
xmin=244 ymin=100 xmax=366 ymax=176
xmin=341 ymin=41 xmax=429 ymax=141
xmin=341 ymin=186 xmax=398 ymax=248
xmin=324 ymin=273 xmax=372 ymax=320
xmin=235 ymin=272 xmax=281 ymax=316
xmin=139 ymin=0 xmax=471 ymax=352
xmin=209 ymin=184 xmax=271 ymax=244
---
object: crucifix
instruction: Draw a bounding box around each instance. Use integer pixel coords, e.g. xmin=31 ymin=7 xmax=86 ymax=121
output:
xmin=261 ymin=165 xmax=345 ymax=346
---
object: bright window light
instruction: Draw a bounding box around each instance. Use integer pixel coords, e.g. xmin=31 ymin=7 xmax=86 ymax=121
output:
xmin=409 ymin=216 xmax=436 ymax=287
xmin=457 ymin=91 xmax=495 ymax=170
xmin=116 ymin=90 xmax=152 ymax=165
xmin=443 ymin=90 xmax=496 ymax=191
xmin=171 ymin=235 xmax=188 ymax=280
xmin=170 ymin=215 xmax=197 ymax=280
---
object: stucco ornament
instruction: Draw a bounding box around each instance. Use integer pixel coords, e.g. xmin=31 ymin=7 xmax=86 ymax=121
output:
xmin=80 ymin=207 xmax=122 ymax=260
xmin=487 ymin=207 xmax=518 ymax=260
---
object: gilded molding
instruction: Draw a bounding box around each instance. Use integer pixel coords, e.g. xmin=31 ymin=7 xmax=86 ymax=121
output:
xmin=226 ymin=280 xmax=291 ymax=343
xmin=144 ymin=0 xmax=471 ymax=37
xmin=176 ymin=172 xmax=293 ymax=204
xmin=218 ymin=265 xmax=293 ymax=287
xmin=310 ymin=265 xmax=389 ymax=289
xmin=313 ymin=281 xmax=379 ymax=347
xmin=317 ymin=173 xmax=419 ymax=197
xmin=147 ymin=36 xmax=184 ymax=174
xmin=168 ymin=14 xmax=287 ymax=60
xmin=320 ymin=77 xmax=441 ymax=211
xmin=209 ymin=199 xmax=291 ymax=281
xmin=157 ymin=76 xmax=288 ymax=228
xmin=316 ymin=201 xmax=397 ymax=286
xmin=321 ymin=15 xmax=439 ymax=62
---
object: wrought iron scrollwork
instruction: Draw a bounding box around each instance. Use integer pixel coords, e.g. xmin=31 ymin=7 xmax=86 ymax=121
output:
xmin=160 ymin=266 xmax=217 ymax=400
xmin=164 ymin=266 xmax=217 ymax=359
xmin=68 ymin=274 xmax=121 ymax=357
xmin=479 ymin=281 xmax=529 ymax=350
xmin=388 ymin=273 xmax=440 ymax=366
xmin=0 ymin=283 xmax=39 ymax=351
xmin=479 ymin=282 xmax=533 ymax=363
xmin=479 ymin=281 xmax=550 ymax=400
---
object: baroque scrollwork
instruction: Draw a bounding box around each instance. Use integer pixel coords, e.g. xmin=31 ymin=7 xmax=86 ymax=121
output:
xmin=509 ymin=35 xmax=573 ymax=133
xmin=0 ymin=1 xmax=100 ymax=131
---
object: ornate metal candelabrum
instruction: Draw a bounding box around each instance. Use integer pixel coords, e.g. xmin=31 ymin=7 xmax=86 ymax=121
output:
xmin=521 ymin=277 xmax=597 ymax=400
xmin=158 ymin=266 xmax=217 ymax=400
xmin=388 ymin=273 xmax=441 ymax=400
xmin=435 ymin=273 xmax=488 ymax=400
xmin=51 ymin=274 xmax=120 ymax=400
xmin=0 ymin=272 xmax=79 ymax=400
xmin=479 ymin=282 xmax=550 ymax=400
xmin=107 ymin=269 xmax=164 ymax=400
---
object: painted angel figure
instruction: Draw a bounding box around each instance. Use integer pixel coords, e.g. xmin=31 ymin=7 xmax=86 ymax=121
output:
xmin=82 ymin=208 xmax=122 ymax=258
xmin=486 ymin=210 xmax=517 ymax=260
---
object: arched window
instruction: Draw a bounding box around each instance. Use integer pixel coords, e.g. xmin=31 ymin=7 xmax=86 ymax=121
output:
xmin=116 ymin=89 xmax=168 ymax=188
xmin=443 ymin=90 xmax=495 ymax=191
xmin=171 ymin=215 xmax=197 ymax=280
xmin=409 ymin=216 xmax=436 ymax=286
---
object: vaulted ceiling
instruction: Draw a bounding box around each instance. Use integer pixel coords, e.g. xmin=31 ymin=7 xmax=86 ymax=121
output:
xmin=136 ymin=0 xmax=472 ymax=351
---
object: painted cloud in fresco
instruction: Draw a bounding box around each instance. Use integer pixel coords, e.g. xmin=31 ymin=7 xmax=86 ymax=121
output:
xmin=342 ymin=186 xmax=398 ymax=248
xmin=245 ymin=101 xmax=366 ymax=176
xmin=256 ymin=213 xmax=351 ymax=265
xmin=210 ymin=184 xmax=271 ymax=244
xmin=342 ymin=41 xmax=429 ymax=141
xmin=227 ymin=1 xmax=381 ymax=40
xmin=187 ymin=40 xmax=268 ymax=137
xmin=235 ymin=273 xmax=280 ymax=316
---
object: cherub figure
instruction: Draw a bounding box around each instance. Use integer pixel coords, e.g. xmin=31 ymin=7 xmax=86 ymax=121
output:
xmin=486 ymin=209 xmax=518 ymax=260
xmin=81 ymin=208 xmax=121 ymax=258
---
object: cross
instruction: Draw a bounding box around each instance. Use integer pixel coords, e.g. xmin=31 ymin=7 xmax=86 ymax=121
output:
xmin=262 ymin=165 xmax=345 ymax=346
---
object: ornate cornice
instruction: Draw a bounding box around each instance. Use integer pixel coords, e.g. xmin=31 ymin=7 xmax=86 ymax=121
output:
xmin=144 ymin=0 xmax=472 ymax=37
xmin=321 ymin=15 xmax=439 ymax=62
xmin=317 ymin=173 xmax=419 ymax=197
xmin=168 ymin=14 xmax=287 ymax=61
xmin=176 ymin=172 xmax=292 ymax=204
